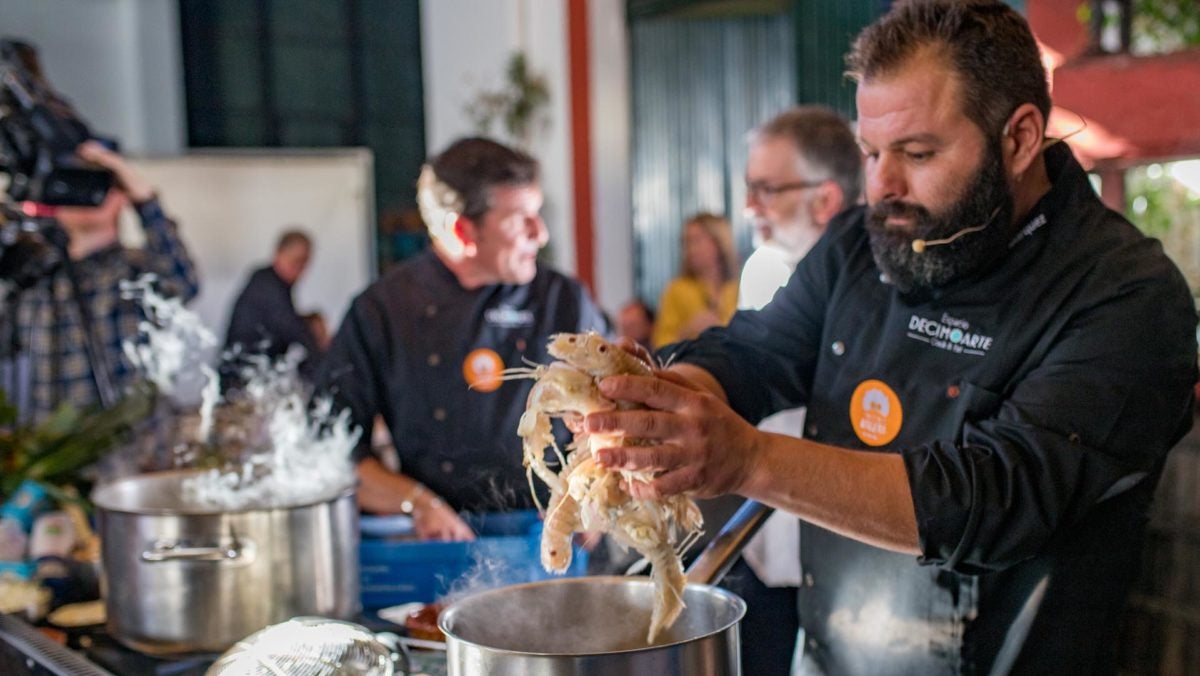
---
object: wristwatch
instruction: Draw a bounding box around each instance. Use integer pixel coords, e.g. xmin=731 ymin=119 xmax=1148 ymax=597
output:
xmin=400 ymin=484 xmax=427 ymax=516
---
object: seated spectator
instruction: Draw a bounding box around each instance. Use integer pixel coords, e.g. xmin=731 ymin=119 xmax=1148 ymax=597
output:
xmin=224 ymin=230 xmax=328 ymax=382
xmin=616 ymin=299 xmax=655 ymax=351
xmin=652 ymin=212 xmax=739 ymax=348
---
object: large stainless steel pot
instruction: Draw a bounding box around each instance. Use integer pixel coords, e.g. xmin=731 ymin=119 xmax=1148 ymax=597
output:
xmin=438 ymin=499 xmax=773 ymax=676
xmin=440 ymin=576 xmax=745 ymax=676
xmin=92 ymin=469 xmax=359 ymax=654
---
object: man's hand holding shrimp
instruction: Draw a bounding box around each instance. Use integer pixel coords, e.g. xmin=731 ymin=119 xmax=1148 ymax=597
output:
xmin=508 ymin=332 xmax=706 ymax=642
xmin=589 ymin=362 xmax=922 ymax=556
xmin=587 ymin=365 xmax=761 ymax=499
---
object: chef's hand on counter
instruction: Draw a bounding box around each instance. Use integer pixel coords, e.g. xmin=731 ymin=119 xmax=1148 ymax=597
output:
xmin=412 ymin=494 xmax=475 ymax=542
xmin=356 ymin=456 xmax=475 ymax=541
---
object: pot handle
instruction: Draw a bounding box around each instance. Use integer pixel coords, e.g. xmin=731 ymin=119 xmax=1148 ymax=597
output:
xmin=141 ymin=538 xmax=256 ymax=563
xmin=685 ymin=499 xmax=773 ymax=585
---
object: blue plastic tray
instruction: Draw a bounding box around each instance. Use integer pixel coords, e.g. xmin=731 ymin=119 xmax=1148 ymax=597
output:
xmin=359 ymin=510 xmax=588 ymax=609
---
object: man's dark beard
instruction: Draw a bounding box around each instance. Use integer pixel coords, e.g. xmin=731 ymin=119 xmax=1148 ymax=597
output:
xmin=866 ymin=142 xmax=1014 ymax=295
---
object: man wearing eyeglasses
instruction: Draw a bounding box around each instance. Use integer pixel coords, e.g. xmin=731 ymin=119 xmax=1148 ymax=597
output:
xmin=740 ymin=106 xmax=863 ymax=310
xmin=728 ymin=106 xmax=862 ymax=676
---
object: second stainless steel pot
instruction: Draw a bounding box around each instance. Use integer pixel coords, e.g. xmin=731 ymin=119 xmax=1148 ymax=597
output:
xmin=437 ymin=500 xmax=773 ymax=676
xmin=92 ymin=469 xmax=360 ymax=654
xmin=440 ymin=576 xmax=744 ymax=676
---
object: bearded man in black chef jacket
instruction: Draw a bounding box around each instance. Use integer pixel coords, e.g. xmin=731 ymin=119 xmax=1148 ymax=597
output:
xmin=316 ymin=137 xmax=608 ymax=541
xmin=587 ymin=2 xmax=1198 ymax=674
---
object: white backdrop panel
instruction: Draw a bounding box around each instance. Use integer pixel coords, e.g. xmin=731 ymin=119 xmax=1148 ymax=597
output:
xmin=122 ymin=149 xmax=375 ymax=343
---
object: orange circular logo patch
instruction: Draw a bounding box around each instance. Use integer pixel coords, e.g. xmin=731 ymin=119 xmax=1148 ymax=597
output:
xmin=463 ymin=348 xmax=504 ymax=393
xmin=849 ymin=379 xmax=903 ymax=447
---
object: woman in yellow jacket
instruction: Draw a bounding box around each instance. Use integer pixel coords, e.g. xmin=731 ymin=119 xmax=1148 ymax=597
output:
xmin=652 ymin=212 xmax=740 ymax=348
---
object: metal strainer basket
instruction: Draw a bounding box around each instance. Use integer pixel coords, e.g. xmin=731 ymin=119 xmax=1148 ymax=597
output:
xmin=206 ymin=616 xmax=409 ymax=676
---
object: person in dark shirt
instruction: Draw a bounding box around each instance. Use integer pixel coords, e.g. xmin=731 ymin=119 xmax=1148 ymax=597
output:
xmin=316 ymin=137 xmax=608 ymax=541
xmin=224 ymin=230 xmax=327 ymax=382
xmin=586 ymin=2 xmax=1197 ymax=673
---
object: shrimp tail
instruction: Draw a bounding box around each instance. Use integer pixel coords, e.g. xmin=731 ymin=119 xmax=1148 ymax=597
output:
xmin=541 ymin=489 xmax=580 ymax=573
xmin=647 ymin=548 xmax=686 ymax=643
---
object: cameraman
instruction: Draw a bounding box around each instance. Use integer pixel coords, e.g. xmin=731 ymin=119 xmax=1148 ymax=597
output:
xmin=2 ymin=140 xmax=198 ymax=422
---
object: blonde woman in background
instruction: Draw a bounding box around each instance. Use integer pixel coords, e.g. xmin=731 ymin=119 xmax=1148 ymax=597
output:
xmin=652 ymin=212 xmax=739 ymax=348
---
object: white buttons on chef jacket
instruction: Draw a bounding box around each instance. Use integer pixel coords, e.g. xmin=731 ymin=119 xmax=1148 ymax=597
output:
xmin=433 ymin=407 xmax=447 ymax=421
xmin=805 ymin=573 xmax=815 ymax=587
xmin=425 ymin=304 xmax=438 ymax=317
xmin=831 ymin=341 xmax=845 ymax=356
xmin=806 ymin=423 xmax=818 ymax=437
xmin=427 ymin=353 xmax=441 ymax=367
xmin=441 ymin=461 xmax=455 ymax=473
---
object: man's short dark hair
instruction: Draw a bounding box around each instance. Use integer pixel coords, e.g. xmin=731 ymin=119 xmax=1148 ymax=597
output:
xmin=429 ymin=137 xmax=540 ymax=223
xmin=753 ymin=106 xmax=863 ymax=206
xmin=276 ymin=229 xmax=312 ymax=252
xmin=845 ymin=0 xmax=1051 ymax=139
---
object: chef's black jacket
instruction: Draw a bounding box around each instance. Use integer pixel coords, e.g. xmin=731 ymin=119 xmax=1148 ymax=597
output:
xmin=673 ymin=144 xmax=1198 ymax=674
xmin=317 ymin=250 xmax=609 ymax=513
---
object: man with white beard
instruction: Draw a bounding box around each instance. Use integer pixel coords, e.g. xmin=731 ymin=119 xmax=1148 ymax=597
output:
xmin=729 ymin=106 xmax=861 ymax=676
xmin=739 ymin=107 xmax=863 ymax=310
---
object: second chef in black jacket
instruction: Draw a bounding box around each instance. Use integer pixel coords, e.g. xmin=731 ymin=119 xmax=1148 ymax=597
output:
xmin=317 ymin=137 xmax=608 ymax=540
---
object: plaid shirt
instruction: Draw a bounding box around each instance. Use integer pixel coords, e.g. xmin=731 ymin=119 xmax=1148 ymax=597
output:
xmin=8 ymin=199 xmax=199 ymax=422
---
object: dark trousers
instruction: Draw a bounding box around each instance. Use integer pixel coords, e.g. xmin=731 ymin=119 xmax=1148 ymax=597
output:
xmin=720 ymin=558 xmax=800 ymax=676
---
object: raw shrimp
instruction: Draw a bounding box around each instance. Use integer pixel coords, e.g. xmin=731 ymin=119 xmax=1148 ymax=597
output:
xmin=547 ymin=331 xmax=654 ymax=379
xmin=541 ymin=489 xmax=580 ymax=572
xmin=508 ymin=332 xmax=703 ymax=643
xmin=608 ymin=502 xmax=688 ymax=642
xmin=505 ymin=361 xmax=615 ymax=504
xmin=540 ymin=440 xmax=593 ymax=572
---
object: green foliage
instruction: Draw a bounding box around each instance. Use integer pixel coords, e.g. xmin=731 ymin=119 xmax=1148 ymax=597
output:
xmin=1133 ymin=0 xmax=1200 ymax=52
xmin=0 ymin=382 xmax=156 ymax=499
xmin=466 ymin=52 xmax=550 ymax=148
xmin=1125 ymin=162 xmax=1200 ymax=297
xmin=1126 ymin=167 xmax=1178 ymax=236
xmin=1078 ymin=0 xmax=1200 ymax=54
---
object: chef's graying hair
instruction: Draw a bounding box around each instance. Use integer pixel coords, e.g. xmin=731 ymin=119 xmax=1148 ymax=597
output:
xmin=750 ymin=106 xmax=863 ymax=206
xmin=845 ymin=0 xmax=1051 ymax=140
xmin=418 ymin=137 xmax=540 ymax=228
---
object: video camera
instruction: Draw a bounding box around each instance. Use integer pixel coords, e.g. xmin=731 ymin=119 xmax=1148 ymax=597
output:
xmin=1 ymin=38 xmax=115 ymax=288
xmin=0 ymin=39 xmax=113 ymax=207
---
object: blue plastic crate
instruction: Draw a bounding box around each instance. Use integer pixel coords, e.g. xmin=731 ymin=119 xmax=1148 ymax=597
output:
xmin=359 ymin=510 xmax=588 ymax=609
xmin=0 ymin=560 xmax=36 ymax=580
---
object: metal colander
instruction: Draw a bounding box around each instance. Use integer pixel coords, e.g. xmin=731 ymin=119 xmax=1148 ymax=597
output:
xmin=206 ymin=617 xmax=407 ymax=676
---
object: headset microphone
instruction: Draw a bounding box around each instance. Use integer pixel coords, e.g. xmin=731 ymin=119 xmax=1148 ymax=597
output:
xmin=911 ymin=207 xmax=1002 ymax=253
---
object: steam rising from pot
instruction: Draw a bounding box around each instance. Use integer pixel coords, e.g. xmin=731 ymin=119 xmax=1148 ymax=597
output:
xmin=119 ymin=275 xmax=358 ymax=510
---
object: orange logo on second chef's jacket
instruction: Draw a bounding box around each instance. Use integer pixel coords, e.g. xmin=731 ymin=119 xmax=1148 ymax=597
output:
xmin=464 ymin=348 xmax=504 ymax=393
xmin=849 ymin=379 xmax=903 ymax=446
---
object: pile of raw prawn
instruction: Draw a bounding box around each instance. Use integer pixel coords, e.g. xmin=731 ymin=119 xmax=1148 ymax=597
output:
xmin=501 ymin=332 xmax=703 ymax=643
